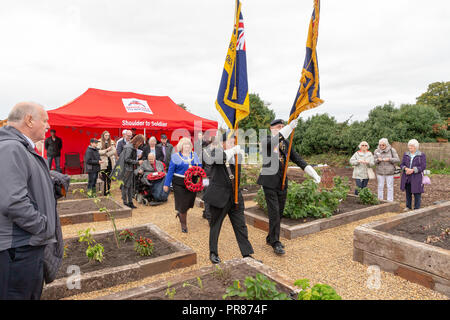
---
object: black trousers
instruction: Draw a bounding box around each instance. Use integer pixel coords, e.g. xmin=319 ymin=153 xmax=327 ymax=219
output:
xmin=263 ymin=186 xmax=287 ymax=246
xmin=209 ymin=194 xmax=254 ymax=257
xmin=100 ymin=160 xmax=112 ymax=196
xmin=0 ymin=245 xmax=45 ymax=300
xmin=87 ymin=171 xmax=98 ymax=192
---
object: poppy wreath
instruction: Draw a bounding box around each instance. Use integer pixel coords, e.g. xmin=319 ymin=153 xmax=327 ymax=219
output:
xmin=184 ymin=166 xmax=207 ymax=193
xmin=147 ymin=171 xmax=166 ymax=181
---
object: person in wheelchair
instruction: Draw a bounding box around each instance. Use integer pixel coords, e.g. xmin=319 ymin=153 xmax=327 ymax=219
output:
xmin=134 ymin=153 xmax=169 ymax=206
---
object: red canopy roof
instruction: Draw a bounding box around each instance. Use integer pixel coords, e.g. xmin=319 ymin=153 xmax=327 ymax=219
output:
xmin=48 ymin=88 xmax=218 ymax=131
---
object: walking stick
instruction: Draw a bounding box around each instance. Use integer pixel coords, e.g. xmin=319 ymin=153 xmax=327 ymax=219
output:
xmin=234 ymin=127 xmax=239 ymax=206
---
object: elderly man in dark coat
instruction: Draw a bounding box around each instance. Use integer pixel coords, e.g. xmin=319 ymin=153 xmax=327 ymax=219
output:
xmin=0 ymin=102 xmax=62 ymax=300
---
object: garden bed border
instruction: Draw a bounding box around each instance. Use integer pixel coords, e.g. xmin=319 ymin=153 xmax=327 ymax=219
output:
xmin=42 ymin=223 xmax=197 ymax=300
xmin=353 ymin=201 xmax=450 ymax=297
xmin=95 ymin=257 xmax=299 ymax=300
xmin=244 ymin=194 xmax=400 ymax=239
xmin=59 ymin=197 xmax=132 ymax=226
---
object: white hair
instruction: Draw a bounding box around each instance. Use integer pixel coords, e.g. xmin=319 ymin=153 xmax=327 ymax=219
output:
xmin=149 ymin=136 xmax=157 ymax=143
xmin=358 ymin=141 xmax=369 ymax=149
xmin=122 ymin=129 xmax=127 ymax=135
xmin=176 ymin=137 xmax=193 ymax=152
xmin=7 ymin=102 xmax=43 ymax=123
xmin=408 ymin=139 xmax=419 ymax=149
xmin=378 ymin=138 xmax=390 ymax=147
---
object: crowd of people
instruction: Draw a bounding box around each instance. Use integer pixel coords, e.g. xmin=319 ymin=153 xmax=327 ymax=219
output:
xmin=350 ymin=138 xmax=427 ymax=210
xmin=0 ymin=101 xmax=431 ymax=300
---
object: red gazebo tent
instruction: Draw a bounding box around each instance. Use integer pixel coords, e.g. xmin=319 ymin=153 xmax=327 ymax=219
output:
xmin=46 ymin=88 xmax=218 ymax=172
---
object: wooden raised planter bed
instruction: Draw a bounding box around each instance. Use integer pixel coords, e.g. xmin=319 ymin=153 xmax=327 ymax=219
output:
xmin=65 ymin=180 xmax=104 ymax=200
xmin=42 ymin=223 xmax=197 ymax=300
xmin=353 ymin=201 xmax=450 ymax=297
xmin=96 ymin=257 xmax=298 ymax=300
xmin=244 ymin=194 xmax=400 ymax=240
xmin=58 ymin=197 xmax=132 ymax=226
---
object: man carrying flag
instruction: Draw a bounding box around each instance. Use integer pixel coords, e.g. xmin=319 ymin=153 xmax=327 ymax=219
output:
xmin=204 ymin=0 xmax=257 ymax=264
xmin=257 ymin=0 xmax=323 ymax=256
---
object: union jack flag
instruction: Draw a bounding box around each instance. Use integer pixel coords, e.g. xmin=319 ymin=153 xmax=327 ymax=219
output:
xmin=235 ymin=13 xmax=246 ymax=51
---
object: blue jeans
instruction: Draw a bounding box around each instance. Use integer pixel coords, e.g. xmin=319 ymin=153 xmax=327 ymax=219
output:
xmin=405 ymin=183 xmax=422 ymax=210
xmin=355 ymin=179 xmax=369 ymax=195
xmin=151 ymin=177 xmax=170 ymax=201
xmin=47 ymin=156 xmax=61 ymax=172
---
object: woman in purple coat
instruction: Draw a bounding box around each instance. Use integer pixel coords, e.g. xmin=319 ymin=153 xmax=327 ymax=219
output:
xmin=400 ymin=139 xmax=426 ymax=211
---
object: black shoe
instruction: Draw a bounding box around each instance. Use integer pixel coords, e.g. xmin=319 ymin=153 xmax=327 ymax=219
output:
xmin=266 ymin=239 xmax=285 ymax=248
xmin=210 ymin=253 xmax=221 ymax=264
xmin=128 ymin=202 xmax=137 ymax=209
xmin=243 ymin=255 xmax=263 ymax=263
xmin=124 ymin=201 xmax=131 ymax=208
xmin=273 ymin=243 xmax=285 ymax=255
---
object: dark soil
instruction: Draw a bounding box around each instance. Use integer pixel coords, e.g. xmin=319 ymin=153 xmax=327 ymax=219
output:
xmin=386 ymin=210 xmax=450 ymax=250
xmin=57 ymin=227 xmax=177 ymax=279
xmin=134 ymin=263 xmax=295 ymax=300
xmin=287 ymin=167 xmax=450 ymax=208
xmin=57 ymin=198 xmax=121 ymax=215
xmin=247 ymin=196 xmax=374 ymax=226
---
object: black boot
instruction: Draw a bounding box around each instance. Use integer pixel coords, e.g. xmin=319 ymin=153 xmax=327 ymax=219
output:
xmin=210 ymin=252 xmax=221 ymax=264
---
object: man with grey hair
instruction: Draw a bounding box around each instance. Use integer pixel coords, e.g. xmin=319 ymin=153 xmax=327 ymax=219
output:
xmin=116 ymin=129 xmax=132 ymax=157
xmin=0 ymin=102 xmax=60 ymax=299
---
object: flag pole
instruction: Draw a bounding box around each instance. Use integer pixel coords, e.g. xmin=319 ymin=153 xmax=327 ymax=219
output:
xmin=234 ymin=127 xmax=239 ymax=205
xmin=281 ymin=126 xmax=295 ymax=191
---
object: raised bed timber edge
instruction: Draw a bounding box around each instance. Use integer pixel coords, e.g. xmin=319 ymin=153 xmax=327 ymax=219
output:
xmin=244 ymin=194 xmax=401 ymax=240
xmin=58 ymin=197 xmax=132 ymax=226
xmin=353 ymin=201 xmax=450 ymax=297
xmin=65 ymin=180 xmax=104 ymax=200
xmin=41 ymin=223 xmax=197 ymax=300
xmin=96 ymin=257 xmax=298 ymax=300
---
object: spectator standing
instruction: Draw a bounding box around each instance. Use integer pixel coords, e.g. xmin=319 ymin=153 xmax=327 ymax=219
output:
xmin=44 ymin=129 xmax=62 ymax=172
xmin=400 ymin=139 xmax=427 ymax=211
xmin=142 ymin=136 xmax=164 ymax=162
xmin=349 ymin=141 xmax=375 ymax=195
xmin=0 ymin=102 xmax=60 ymax=300
xmin=116 ymin=129 xmax=132 ymax=157
xmin=157 ymin=134 xmax=174 ymax=169
xmin=374 ymin=138 xmax=400 ymax=202
xmin=97 ymin=131 xmax=116 ymax=196
xmin=84 ymin=138 xmax=103 ymax=197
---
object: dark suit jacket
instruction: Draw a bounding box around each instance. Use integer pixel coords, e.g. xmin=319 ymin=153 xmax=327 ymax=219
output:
xmin=257 ymin=134 xmax=307 ymax=189
xmin=156 ymin=142 xmax=174 ymax=168
xmin=141 ymin=145 xmax=165 ymax=163
xmin=202 ymin=146 xmax=243 ymax=209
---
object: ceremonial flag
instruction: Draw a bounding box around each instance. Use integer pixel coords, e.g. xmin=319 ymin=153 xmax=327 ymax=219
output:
xmin=215 ymin=0 xmax=249 ymax=130
xmin=289 ymin=0 xmax=324 ymax=123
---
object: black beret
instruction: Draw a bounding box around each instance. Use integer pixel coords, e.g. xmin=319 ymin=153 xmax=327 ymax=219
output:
xmin=270 ymin=119 xmax=285 ymax=126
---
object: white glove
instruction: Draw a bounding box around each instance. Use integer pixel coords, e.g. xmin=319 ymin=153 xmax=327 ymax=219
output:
xmin=304 ymin=165 xmax=321 ymax=184
xmin=279 ymin=119 xmax=299 ymax=139
xmin=224 ymin=145 xmax=241 ymax=162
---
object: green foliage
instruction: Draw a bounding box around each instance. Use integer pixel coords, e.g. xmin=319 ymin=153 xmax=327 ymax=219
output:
xmin=357 ymin=187 xmax=379 ymax=205
xmin=86 ymin=243 xmax=104 ymax=262
xmin=429 ymin=159 xmax=450 ymax=174
xmin=238 ymin=93 xmax=275 ymax=133
xmin=223 ymin=273 xmax=289 ymax=300
xmin=416 ymin=81 xmax=450 ymax=119
xmin=78 ymin=228 xmax=95 ymax=246
xmin=241 ymin=165 xmax=261 ymax=186
xmin=256 ymin=176 xmax=350 ymax=219
xmin=118 ymin=229 xmax=136 ymax=242
xmin=294 ymin=279 xmax=342 ymax=300
xmin=182 ymin=277 xmax=204 ymax=290
xmin=165 ymin=282 xmax=176 ymax=299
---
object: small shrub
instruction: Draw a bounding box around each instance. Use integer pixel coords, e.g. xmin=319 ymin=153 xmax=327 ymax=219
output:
xmin=223 ymin=273 xmax=290 ymax=300
xmin=134 ymin=236 xmax=154 ymax=256
xmin=358 ymin=187 xmax=379 ymax=205
xmin=294 ymin=279 xmax=342 ymax=300
xmin=86 ymin=243 xmax=105 ymax=262
xmin=118 ymin=229 xmax=135 ymax=242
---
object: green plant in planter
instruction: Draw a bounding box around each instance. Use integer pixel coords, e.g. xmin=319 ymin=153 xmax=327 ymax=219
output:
xmin=165 ymin=282 xmax=176 ymax=299
xmin=255 ymin=176 xmax=350 ymax=220
xmin=118 ymin=229 xmax=135 ymax=242
xmin=223 ymin=273 xmax=290 ymax=300
xmin=294 ymin=279 xmax=341 ymax=300
xmin=77 ymin=228 xmax=105 ymax=262
xmin=357 ymin=187 xmax=379 ymax=205
xmin=182 ymin=277 xmax=204 ymax=290
xmin=134 ymin=236 xmax=154 ymax=256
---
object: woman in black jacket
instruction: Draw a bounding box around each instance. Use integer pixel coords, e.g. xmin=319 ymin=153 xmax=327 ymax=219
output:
xmin=112 ymin=134 xmax=144 ymax=208
xmin=84 ymin=138 xmax=102 ymax=197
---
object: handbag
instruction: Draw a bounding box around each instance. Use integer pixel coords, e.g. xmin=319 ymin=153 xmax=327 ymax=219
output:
xmin=418 ymin=155 xmax=431 ymax=185
xmin=367 ymin=168 xmax=376 ymax=180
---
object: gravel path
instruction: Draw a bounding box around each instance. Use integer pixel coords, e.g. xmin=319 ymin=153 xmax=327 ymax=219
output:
xmin=60 ymin=185 xmax=448 ymax=300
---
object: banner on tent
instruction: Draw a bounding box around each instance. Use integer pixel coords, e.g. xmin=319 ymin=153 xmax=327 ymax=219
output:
xmin=122 ymin=98 xmax=153 ymax=114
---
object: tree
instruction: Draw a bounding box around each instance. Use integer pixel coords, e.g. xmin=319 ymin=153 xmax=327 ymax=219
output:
xmin=416 ymin=81 xmax=450 ymax=119
xmin=238 ymin=93 xmax=275 ymax=135
xmin=177 ymin=103 xmax=189 ymax=112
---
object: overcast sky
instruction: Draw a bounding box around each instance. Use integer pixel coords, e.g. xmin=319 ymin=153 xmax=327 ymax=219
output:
xmin=1 ymin=0 xmax=449 ymax=127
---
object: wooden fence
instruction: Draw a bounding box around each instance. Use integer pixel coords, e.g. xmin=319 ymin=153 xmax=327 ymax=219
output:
xmin=391 ymin=142 xmax=450 ymax=166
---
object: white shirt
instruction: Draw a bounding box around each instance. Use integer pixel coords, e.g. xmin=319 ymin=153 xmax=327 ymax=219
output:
xmin=21 ymin=132 xmax=35 ymax=149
